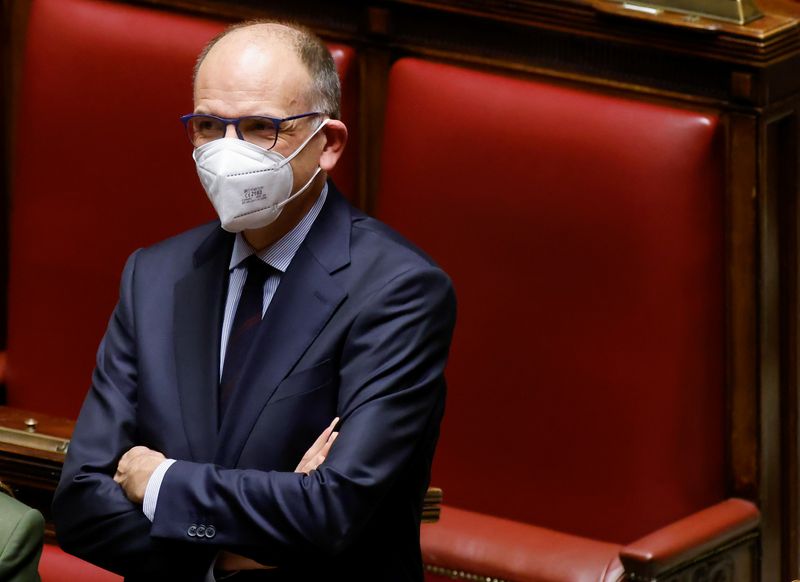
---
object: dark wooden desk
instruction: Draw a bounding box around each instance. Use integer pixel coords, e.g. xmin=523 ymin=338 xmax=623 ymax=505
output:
xmin=0 ymin=406 xmax=71 ymax=540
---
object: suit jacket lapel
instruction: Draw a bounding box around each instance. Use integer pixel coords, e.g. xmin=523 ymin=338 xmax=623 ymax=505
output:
xmin=174 ymin=226 xmax=233 ymax=463
xmin=215 ymin=183 xmax=352 ymax=465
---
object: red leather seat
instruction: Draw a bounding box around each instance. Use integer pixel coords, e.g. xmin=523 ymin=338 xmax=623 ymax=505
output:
xmin=422 ymin=500 xmax=758 ymax=582
xmin=376 ymin=57 xmax=748 ymax=580
xmin=423 ymin=507 xmax=624 ymax=582
xmin=40 ymin=545 xmax=121 ymax=581
xmin=9 ymin=0 xmax=358 ymax=420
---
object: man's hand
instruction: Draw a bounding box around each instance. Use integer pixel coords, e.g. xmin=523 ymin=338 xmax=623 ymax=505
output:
xmin=295 ymin=417 xmax=339 ymax=474
xmin=113 ymin=446 xmax=166 ymax=504
xmin=217 ymin=418 xmax=340 ymax=574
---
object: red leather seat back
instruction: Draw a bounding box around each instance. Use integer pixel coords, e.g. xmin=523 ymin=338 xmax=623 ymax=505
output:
xmin=328 ymin=46 xmax=359 ymax=199
xmin=40 ymin=544 xmax=121 ymax=581
xmin=377 ymin=58 xmax=725 ymax=543
xmin=9 ymin=0 xmax=358 ymax=418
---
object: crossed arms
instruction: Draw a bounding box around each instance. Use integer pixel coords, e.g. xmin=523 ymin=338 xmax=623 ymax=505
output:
xmin=113 ymin=420 xmax=339 ymax=573
xmin=52 ymin=248 xmax=456 ymax=579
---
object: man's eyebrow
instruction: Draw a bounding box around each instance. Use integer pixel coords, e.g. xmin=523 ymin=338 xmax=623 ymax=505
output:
xmin=192 ymin=109 xmax=287 ymax=119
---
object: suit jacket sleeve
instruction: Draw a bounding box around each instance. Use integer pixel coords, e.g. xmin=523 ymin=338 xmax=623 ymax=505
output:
xmin=149 ymin=263 xmax=456 ymax=565
xmin=52 ymin=251 xmax=215 ymax=579
xmin=0 ymin=495 xmax=44 ymax=582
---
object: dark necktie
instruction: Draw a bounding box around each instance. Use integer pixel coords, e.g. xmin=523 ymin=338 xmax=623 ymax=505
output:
xmin=220 ymin=255 xmax=272 ymax=423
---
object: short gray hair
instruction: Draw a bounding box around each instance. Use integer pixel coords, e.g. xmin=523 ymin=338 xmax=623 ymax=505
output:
xmin=193 ymin=20 xmax=341 ymax=120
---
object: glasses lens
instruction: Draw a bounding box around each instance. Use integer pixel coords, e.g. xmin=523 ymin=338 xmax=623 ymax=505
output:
xmin=187 ymin=115 xmax=224 ymax=146
xmin=239 ymin=117 xmax=279 ymax=149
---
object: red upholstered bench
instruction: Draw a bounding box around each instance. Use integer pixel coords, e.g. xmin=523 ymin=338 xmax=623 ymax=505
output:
xmin=377 ymin=57 xmax=759 ymax=581
xmin=9 ymin=0 xmax=358 ymax=420
xmin=40 ymin=545 xmax=122 ymax=582
xmin=7 ymin=0 xmax=358 ymax=578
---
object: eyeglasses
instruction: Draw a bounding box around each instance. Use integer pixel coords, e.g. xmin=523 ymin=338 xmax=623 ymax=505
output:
xmin=180 ymin=111 xmax=322 ymax=150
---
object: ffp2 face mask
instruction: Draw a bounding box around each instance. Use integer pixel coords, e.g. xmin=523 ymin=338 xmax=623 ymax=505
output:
xmin=193 ymin=119 xmax=327 ymax=232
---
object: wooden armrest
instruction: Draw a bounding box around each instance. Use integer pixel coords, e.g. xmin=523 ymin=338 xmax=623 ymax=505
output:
xmin=619 ymin=498 xmax=760 ymax=578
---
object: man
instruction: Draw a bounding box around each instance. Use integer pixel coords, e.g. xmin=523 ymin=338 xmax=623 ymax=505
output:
xmin=52 ymin=19 xmax=456 ymax=582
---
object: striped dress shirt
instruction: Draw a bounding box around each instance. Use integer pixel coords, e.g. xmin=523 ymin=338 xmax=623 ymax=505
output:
xmin=142 ymin=183 xmax=329 ymax=523
xmin=220 ymin=183 xmax=328 ymax=372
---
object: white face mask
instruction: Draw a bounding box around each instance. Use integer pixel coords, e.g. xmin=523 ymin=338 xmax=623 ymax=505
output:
xmin=193 ymin=119 xmax=328 ymax=232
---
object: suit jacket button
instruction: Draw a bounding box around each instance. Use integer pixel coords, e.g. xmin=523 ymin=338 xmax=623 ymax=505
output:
xmin=187 ymin=525 xmax=197 ymax=537
xmin=196 ymin=525 xmax=206 ymax=537
xmin=205 ymin=526 xmax=216 ymax=539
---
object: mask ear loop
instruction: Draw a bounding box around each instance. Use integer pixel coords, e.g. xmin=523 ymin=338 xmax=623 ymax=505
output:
xmin=274 ymin=117 xmax=329 ymax=208
xmin=278 ymin=118 xmax=330 ymax=168
xmin=276 ymin=166 xmax=324 ymax=210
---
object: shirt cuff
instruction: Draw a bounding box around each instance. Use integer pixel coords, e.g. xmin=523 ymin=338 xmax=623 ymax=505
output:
xmin=142 ymin=458 xmax=176 ymax=522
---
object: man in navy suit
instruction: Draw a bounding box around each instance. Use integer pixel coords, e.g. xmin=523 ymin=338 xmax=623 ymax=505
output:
xmin=52 ymin=20 xmax=455 ymax=581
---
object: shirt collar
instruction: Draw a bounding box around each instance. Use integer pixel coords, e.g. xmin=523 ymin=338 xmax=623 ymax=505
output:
xmin=229 ymin=183 xmax=328 ymax=273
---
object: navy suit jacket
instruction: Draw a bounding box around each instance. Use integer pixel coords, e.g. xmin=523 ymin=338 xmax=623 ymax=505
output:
xmin=52 ymin=184 xmax=456 ymax=581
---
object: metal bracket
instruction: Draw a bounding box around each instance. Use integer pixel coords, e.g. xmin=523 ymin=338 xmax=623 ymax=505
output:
xmin=0 ymin=425 xmax=69 ymax=455
xmin=608 ymin=0 xmax=763 ymax=24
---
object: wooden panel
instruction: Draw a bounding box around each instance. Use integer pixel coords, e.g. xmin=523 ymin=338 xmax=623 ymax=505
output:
xmin=727 ymin=113 xmax=759 ymax=502
xmin=767 ymin=104 xmax=800 ymax=579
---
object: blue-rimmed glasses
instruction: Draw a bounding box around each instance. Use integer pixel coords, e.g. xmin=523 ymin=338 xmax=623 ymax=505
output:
xmin=180 ymin=111 xmax=322 ymax=150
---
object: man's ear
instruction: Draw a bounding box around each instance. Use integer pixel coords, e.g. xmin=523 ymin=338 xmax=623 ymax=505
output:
xmin=319 ymin=120 xmax=348 ymax=172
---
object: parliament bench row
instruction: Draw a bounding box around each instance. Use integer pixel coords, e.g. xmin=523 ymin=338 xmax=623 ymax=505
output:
xmin=3 ymin=0 xmax=758 ymax=580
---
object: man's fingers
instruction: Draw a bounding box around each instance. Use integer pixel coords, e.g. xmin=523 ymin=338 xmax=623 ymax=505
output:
xmin=117 ymin=446 xmax=156 ymax=471
xmin=123 ymin=446 xmax=151 ymax=460
xmin=310 ymin=427 xmax=332 ymax=453
xmin=117 ymin=446 xmax=152 ymax=470
xmin=311 ymin=417 xmax=339 ymax=452
xmin=310 ymin=432 xmax=340 ymax=473
xmin=294 ymin=417 xmax=340 ymax=473
xmin=319 ymin=431 xmax=339 ymax=458
xmin=115 ymin=447 xmax=165 ymax=501
xmin=114 ymin=450 xmax=166 ymax=504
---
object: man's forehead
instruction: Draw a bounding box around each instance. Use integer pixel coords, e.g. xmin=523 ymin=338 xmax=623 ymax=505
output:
xmin=231 ymin=22 xmax=298 ymax=39
xmin=208 ymin=24 xmax=299 ymax=61
xmin=198 ymin=31 xmax=307 ymax=85
xmin=194 ymin=27 xmax=312 ymax=115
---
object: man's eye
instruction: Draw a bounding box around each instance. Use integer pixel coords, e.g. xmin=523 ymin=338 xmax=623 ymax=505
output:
xmin=245 ymin=120 xmax=276 ymax=134
xmin=194 ymin=119 xmax=219 ymax=134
